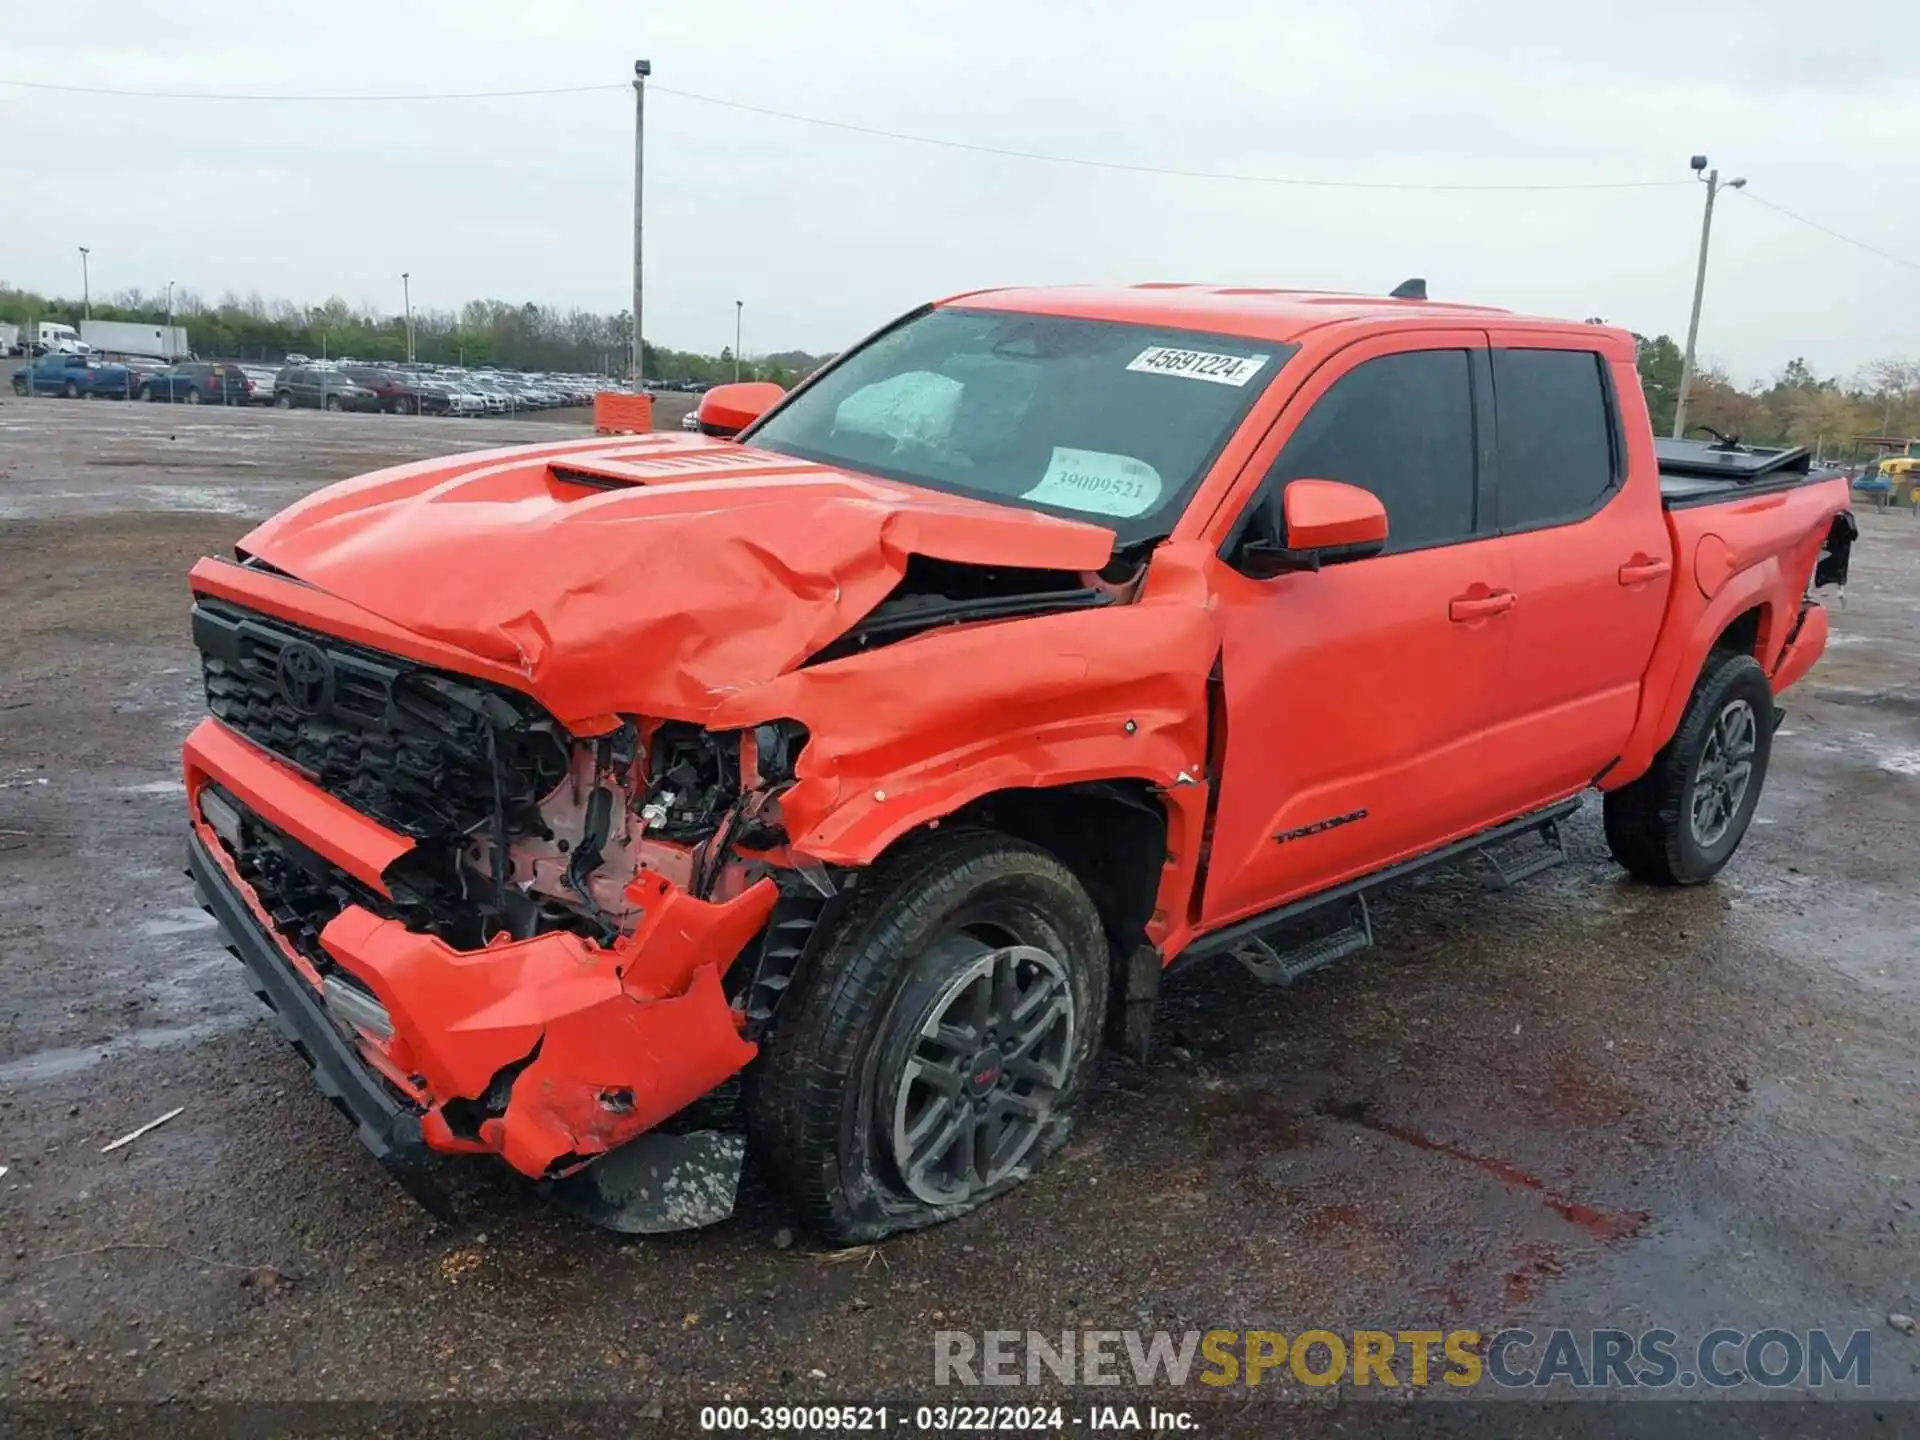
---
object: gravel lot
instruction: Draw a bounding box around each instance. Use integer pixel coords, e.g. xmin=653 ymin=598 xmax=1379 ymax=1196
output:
xmin=2 ymin=399 xmax=1918 ymax=1430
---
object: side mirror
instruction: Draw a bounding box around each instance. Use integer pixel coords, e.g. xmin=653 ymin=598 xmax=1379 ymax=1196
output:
xmin=1240 ymin=478 xmax=1388 ymax=574
xmin=696 ymin=381 xmax=785 ymax=439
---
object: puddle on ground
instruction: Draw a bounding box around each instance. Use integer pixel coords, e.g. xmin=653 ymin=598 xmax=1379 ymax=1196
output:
xmin=137 ymin=908 xmax=216 ymax=938
xmin=0 ymin=1021 xmax=236 ymax=1086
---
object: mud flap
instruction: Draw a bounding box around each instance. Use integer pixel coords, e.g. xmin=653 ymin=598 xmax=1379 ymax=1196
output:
xmin=547 ymin=1129 xmax=746 ymax=1234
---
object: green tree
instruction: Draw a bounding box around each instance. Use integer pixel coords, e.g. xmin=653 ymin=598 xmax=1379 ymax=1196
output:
xmin=1633 ymin=333 xmax=1684 ymax=436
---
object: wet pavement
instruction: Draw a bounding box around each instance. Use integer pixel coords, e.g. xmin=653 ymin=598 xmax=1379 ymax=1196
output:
xmin=2 ymin=401 xmax=1917 ymax=1425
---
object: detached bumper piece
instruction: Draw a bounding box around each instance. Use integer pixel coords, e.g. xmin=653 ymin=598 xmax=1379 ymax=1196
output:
xmin=549 ymin=1129 xmax=747 ymax=1235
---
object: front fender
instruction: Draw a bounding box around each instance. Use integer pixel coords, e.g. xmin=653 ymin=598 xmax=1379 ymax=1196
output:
xmin=709 ymin=541 xmax=1223 ymax=944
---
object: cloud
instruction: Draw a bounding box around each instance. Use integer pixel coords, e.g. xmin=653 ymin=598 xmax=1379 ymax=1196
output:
xmin=3 ymin=0 xmax=1914 ymax=377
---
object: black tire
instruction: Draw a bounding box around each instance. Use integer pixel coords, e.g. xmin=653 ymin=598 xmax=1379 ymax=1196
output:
xmin=13 ymin=379 xmax=29 ymax=396
xmin=138 ymin=384 xmax=153 ymax=402
xmin=184 ymin=387 xmax=202 ymax=405
xmin=274 ymin=392 xmax=293 ymax=409
xmin=1604 ymin=651 xmax=1774 ymax=886
xmin=62 ymin=380 xmax=80 ymax=399
xmin=746 ymin=830 xmax=1108 ymax=1243
xmin=324 ymin=395 xmax=342 ymax=412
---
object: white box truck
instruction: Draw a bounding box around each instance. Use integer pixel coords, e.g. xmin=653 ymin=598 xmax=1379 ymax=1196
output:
xmin=79 ymin=320 xmax=189 ymax=360
xmin=0 ymin=323 xmax=22 ymax=356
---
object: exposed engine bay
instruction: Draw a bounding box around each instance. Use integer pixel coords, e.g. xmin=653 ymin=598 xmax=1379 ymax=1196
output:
xmin=460 ymin=719 xmax=806 ymax=945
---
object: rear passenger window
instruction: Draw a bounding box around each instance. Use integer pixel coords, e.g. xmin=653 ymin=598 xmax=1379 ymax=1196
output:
xmin=1262 ymin=349 xmax=1477 ymax=552
xmin=1492 ymin=349 xmax=1617 ymax=530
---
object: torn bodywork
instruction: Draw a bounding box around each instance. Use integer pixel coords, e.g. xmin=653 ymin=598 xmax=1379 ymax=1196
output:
xmin=183 ymin=431 xmax=1220 ymax=1228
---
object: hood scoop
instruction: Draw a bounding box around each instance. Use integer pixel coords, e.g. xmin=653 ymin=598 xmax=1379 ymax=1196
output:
xmin=545 ymin=446 xmax=827 ymax=494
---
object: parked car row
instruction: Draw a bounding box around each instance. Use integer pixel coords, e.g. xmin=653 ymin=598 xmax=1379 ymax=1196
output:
xmin=10 ymin=354 xmax=620 ymax=414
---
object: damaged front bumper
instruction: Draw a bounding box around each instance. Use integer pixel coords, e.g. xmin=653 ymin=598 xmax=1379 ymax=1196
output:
xmin=184 ymin=717 xmax=776 ymax=1231
xmin=187 ymin=825 xmax=447 ymax=1212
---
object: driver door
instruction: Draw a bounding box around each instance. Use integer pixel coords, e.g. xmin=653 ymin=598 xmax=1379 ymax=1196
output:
xmin=1199 ymin=331 xmax=1515 ymax=928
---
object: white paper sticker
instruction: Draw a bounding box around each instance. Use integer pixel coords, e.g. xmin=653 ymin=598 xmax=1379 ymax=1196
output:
xmin=1021 ymin=447 xmax=1164 ymax=518
xmin=1126 ymin=346 xmax=1269 ymax=387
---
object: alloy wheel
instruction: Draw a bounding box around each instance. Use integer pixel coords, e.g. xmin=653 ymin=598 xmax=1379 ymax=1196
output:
xmin=1691 ymin=698 xmax=1757 ymax=848
xmin=888 ymin=936 xmax=1075 ymax=1206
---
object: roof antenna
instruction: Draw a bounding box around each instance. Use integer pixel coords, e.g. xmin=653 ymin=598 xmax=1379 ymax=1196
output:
xmin=1389 ymin=278 xmax=1427 ymax=301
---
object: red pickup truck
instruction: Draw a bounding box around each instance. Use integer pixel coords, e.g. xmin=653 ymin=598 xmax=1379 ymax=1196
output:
xmin=182 ymin=284 xmax=1854 ymax=1240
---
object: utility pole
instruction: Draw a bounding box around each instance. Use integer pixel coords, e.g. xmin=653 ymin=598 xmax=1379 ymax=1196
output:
xmin=79 ymin=247 xmax=91 ymax=319
xmin=632 ymin=59 xmax=650 ymax=391
xmin=165 ymin=281 xmax=175 ymax=345
xmin=735 ymin=300 xmax=743 ymax=382
xmin=402 ymin=272 xmax=414 ymax=363
xmin=1672 ymin=155 xmax=1746 ymax=440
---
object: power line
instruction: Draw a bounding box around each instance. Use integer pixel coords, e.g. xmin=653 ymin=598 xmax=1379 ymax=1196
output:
xmin=650 ymin=85 xmax=1688 ymax=193
xmin=0 ymin=73 xmax=1685 ymax=192
xmin=1732 ymin=189 xmax=1920 ymax=275
xmin=0 ymin=77 xmax=623 ymax=101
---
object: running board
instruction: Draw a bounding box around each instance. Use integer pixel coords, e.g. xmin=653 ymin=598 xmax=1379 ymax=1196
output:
xmin=1231 ymin=895 xmax=1374 ymax=987
xmin=1476 ymin=817 xmax=1568 ymax=890
xmin=1182 ymin=796 xmax=1584 ymax=972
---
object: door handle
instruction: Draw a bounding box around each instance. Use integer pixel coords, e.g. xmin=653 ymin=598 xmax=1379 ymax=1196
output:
xmin=1449 ymin=589 xmax=1517 ymax=622
xmin=1618 ymin=555 xmax=1671 ymax=585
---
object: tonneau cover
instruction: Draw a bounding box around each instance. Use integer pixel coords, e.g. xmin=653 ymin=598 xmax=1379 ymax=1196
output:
xmin=1657 ymin=437 xmax=1835 ymax=507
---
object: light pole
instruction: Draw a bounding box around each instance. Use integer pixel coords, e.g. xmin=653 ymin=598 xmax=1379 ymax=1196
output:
xmin=165 ymin=280 xmax=174 ymax=337
xmin=1672 ymin=155 xmax=1746 ymax=440
xmin=631 ymin=59 xmax=650 ymax=390
xmin=401 ymin=272 xmax=414 ymax=363
xmin=734 ymin=300 xmax=743 ymax=382
xmin=78 ymin=247 xmax=91 ymax=319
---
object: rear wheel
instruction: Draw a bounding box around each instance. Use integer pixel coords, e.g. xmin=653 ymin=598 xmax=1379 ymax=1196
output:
xmin=1604 ymin=651 xmax=1774 ymax=885
xmin=11 ymin=379 xmax=26 ymax=396
xmin=184 ymin=387 xmax=201 ymax=405
xmin=62 ymin=380 xmax=80 ymax=399
xmin=746 ymin=831 xmax=1107 ymax=1243
xmin=138 ymin=384 xmax=153 ymax=402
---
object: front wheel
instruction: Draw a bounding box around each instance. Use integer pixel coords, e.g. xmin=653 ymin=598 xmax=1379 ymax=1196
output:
xmin=184 ymin=387 xmax=201 ymax=405
xmin=1604 ymin=651 xmax=1775 ymax=885
xmin=62 ymin=381 xmax=80 ymax=399
xmin=274 ymin=392 xmax=293 ymax=409
xmin=324 ymin=395 xmax=342 ymax=412
xmin=746 ymin=831 xmax=1108 ymax=1243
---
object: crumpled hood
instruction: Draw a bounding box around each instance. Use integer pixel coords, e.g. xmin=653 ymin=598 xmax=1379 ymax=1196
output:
xmin=238 ymin=431 xmax=1116 ymax=723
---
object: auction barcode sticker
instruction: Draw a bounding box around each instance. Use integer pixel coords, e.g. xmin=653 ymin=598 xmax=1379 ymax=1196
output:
xmin=1126 ymin=346 xmax=1270 ymax=387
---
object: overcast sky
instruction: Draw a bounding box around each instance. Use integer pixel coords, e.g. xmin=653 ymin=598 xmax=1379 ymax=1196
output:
xmin=4 ymin=0 xmax=1915 ymax=381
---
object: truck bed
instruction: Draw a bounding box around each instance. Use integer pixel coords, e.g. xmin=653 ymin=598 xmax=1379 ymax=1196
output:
xmin=1657 ymin=436 xmax=1838 ymax=509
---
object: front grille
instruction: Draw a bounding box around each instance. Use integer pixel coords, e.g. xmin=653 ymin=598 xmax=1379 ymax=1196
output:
xmin=193 ymin=597 xmax=570 ymax=841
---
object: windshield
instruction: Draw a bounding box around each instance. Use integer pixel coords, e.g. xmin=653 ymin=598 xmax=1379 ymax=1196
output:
xmin=748 ymin=307 xmax=1292 ymax=544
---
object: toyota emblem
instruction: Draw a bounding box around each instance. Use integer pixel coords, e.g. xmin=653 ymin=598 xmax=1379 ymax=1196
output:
xmin=275 ymin=640 xmax=334 ymax=716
